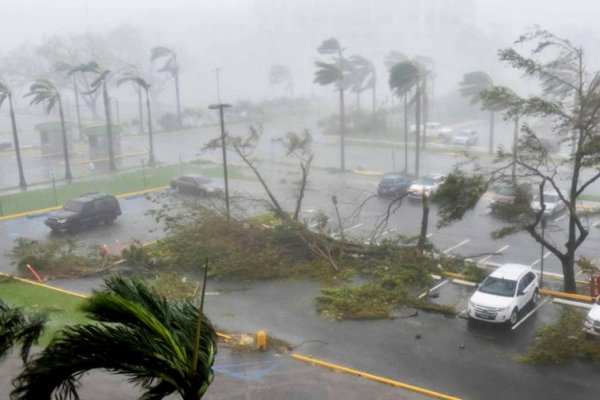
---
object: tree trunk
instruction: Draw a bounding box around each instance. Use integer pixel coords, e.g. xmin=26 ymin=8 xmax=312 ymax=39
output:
xmin=102 ymin=81 xmax=116 ymax=171
xmin=488 ymin=110 xmax=495 ymax=155
xmin=72 ymin=78 xmax=83 ymax=141
xmin=9 ymin=94 xmax=26 ymax=188
xmin=58 ymin=96 xmax=73 ymax=180
xmin=356 ymin=91 xmax=360 ymax=111
xmin=404 ymin=93 xmax=408 ymax=174
xmin=372 ymin=77 xmax=376 ymax=115
xmin=414 ymin=82 xmax=421 ymax=179
xmin=138 ymin=86 xmax=145 ymax=134
xmin=339 ymin=51 xmax=346 ymax=172
xmin=422 ymin=77 xmax=428 ymax=149
xmin=512 ymin=114 xmax=518 ymax=184
xmin=561 ymin=251 xmax=576 ymax=293
xmin=146 ymin=88 xmax=155 ymax=165
xmin=174 ymin=69 xmax=182 ymax=130
xmin=418 ymin=193 xmax=430 ymax=249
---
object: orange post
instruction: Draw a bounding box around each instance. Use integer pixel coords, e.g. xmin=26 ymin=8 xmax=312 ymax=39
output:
xmin=256 ymin=330 xmax=267 ymax=351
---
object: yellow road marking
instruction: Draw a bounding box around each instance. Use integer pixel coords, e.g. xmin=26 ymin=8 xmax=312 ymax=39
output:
xmin=292 ymin=353 xmax=461 ymax=400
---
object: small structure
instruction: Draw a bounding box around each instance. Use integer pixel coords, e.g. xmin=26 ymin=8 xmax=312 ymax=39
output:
xmin=83 ymin=123 xmax=122 ymax=161
xmin=34 ymin=121 xmax=71 ymax=155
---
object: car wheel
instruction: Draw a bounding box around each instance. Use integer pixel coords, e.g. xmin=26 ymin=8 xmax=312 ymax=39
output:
xmin=104 ymin=215 xmax=115 ymax=225
xmin=531 ymin=288 xmax=540 ymax=305
xmin=509 ymin=308 xmax=519 ymax=326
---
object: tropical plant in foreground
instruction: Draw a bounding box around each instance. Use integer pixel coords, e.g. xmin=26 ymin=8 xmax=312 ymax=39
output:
xmin=0 ymin=300 xmax=47 ymax=363
xmin=11 ymin=274 xmax=217 ymax=400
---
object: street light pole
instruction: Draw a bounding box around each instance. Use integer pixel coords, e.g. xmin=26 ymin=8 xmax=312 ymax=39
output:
xmin=540 ymin=218 xmax=547 ymax=288
xmin=209 ymin=103 xmax=232 ymax=219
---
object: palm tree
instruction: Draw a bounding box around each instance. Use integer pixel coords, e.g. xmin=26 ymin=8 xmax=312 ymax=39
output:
xmin=0 ymin=80 xmax=27 ymax=187
xmin=268 ymin=64 xmax=293 ymax=98
xmin=12 ymin=274 xmax=217 ymax=400
xmin=415 ymin=56 xmax=434 ymax=149
xmin=389 ymin=61 xmax=422 ymax=177
xmin=349 ymin=55 xmax=376 ymax=113
xmin=69 ymin=61 xmax=117 ymax=170
xmin=118 ymin=72 xmax=155 ymax=165
xmin=460 ymin=71 xmax=496 ymax=154
xmin=0 ymin=300 xmax=47 ymax=363
xmin=25 ymin=78 xmax=73 ymax=180
xmin=315 ymin=37 xmax=349 ymax=171
xmin=53 ymin=61 xmax=84 ymax=141
xmin=151 ymin=46 xmax=182 ymax=129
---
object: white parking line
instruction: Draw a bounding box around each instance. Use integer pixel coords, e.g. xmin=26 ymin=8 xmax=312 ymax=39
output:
xmin=511 ymin=297 xmax=550 ymax=330
xmin=593 ymin=220 xmax=600 ymax=228
xmin=426 ymin=233 xmax=434 ymax=238
xmin=554 ymin=214 xmax=568 ymax=222
xmin=418 ymin=279 xmax=449 ymax=299
xmin=479 ymin=245 xmax=510 ymax=264
xmin=376 ymin=228 xmax=397 ymax=239
xmin=443 ymin=239 xmax=470 ymax=255
xmin=530 ymin=251 xmax=551 ymax=266
xmin=331 ymin=223 xmax=364 ymax=238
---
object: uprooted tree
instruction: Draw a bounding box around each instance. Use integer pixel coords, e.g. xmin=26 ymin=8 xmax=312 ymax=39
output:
xmin=432 ymin=28 xmax=600 ymax=293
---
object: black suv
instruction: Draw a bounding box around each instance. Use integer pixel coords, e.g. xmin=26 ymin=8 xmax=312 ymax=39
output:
xmin=377 ymin=173 xmax=413 ymax=197
xmin=45 ymin=193 xmax=121 ymax=233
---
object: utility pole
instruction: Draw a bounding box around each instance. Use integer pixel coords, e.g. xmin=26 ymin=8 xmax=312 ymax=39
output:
xmin=209 ymin=103 xmax=231 ymax=220
xmin=213 ymin=68 xmax=221 ymax=103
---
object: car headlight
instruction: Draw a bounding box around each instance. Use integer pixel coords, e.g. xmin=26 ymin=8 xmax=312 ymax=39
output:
xmin=57 ymin=218 xmax=67 ymax=224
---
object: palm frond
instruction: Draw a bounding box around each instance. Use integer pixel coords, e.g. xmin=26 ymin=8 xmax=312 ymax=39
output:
xmin=317 ymin=38 xmax=341 ymax=55
xmin=388 ymin=61 xmax=419 ymax=96
xmin=460 ymin=71 xmax=493 ymax=105
xmin=314 ymin=61 xmax=342 ymax=86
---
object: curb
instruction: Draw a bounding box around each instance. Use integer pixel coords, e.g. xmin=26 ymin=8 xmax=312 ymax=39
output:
xmin=292 ymin=353 xmax=461 ymax=400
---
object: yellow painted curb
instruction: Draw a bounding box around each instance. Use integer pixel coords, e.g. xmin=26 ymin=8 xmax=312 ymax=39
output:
xmin=0 ymin=272 xmax=89 ymax=299
xmin=352 ymin=169 xmax=384 ymax=177
xmin=114 ymin=185 xmax=169 ymax=199
xmin=441 ymin=271 xmax=471 ymax=280
xmin=539 ymin=288 xmax=594 ymax=302
xmin=292 ymin=353 xmax=461 ymax=400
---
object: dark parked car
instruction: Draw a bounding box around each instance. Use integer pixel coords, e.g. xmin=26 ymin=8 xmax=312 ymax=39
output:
xmin=377 ymin=173 xmax=413 ymax=197
xmin=490 ymin=182 xmax=533 ymax=214
xmin=170 ymin=174 xmax=224 ymax=196
xmin=45 ymin=193 xmax=121 ymax=233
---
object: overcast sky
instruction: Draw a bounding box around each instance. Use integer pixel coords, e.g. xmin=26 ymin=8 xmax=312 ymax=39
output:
xmin=3 ymin=0 xmax=600 ymax=105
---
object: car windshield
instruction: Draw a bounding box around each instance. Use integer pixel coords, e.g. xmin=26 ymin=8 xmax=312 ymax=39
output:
xmin=495 ymin=186 xmax=514 ymax=196
xmin=192 ymin=176 xmax=212 ymax=185
xmin=382 ymin=174 xmax=404 ymax=182
xmin=64 ymin=201 xmax=84 ymax=212
xmin=478 ymin=276 xmax=517 ymax=297
xmin=415 ymin=177 xmax=435 ymax=186
xmin=534 ymin=194 xmax=558 ymax=204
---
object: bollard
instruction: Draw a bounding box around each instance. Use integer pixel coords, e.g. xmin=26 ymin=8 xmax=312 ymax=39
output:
xmin=256 ymin=330 xmax=268 ymax=351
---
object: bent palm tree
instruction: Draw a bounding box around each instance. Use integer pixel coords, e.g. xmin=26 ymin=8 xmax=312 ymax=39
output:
xmin=460 ymin=71 xmax=495 ymax=154
xmin=389 ymin=61 xmax=422 ymax=177
xmin=118 ymin=73 xmax=155 ymax=165
xmin=0 ymin=300 xmax=47 ymax=363
xmin=69 ymin=61 xmax=117 ymax=170
xmin=315 ymin=37 xmax=349 ymax=171
xmin=25 ymin=78 xmax=73 ymax=180
xmin=151 ymin=46 xmax=182 ymax=129
xmin=12 ymin=275 xmax=217 ymax=400
xmin=0 ymin=80 xmax=27 ymax=187
xmin=349 ymin=55 xmax=376 ymax=113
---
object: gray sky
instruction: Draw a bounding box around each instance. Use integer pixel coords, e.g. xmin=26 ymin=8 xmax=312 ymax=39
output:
xmin=3 ymin=0 xmax=600 ymax=105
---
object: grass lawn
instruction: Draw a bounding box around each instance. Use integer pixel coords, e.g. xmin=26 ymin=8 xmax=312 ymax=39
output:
xmin=0 ymin=161 xmax=246 ymax=216
xmin=0 ymin=278 xmax=89 ymax=346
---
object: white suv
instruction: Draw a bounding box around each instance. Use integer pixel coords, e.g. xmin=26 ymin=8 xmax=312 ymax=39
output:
xmin=467 ymin=264 xmax=539 ymax=326
xmin=583 ymin=297 xmax=600 ymax=337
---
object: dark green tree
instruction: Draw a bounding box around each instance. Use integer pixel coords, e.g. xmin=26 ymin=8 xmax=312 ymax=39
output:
xmin=0 ymin=80 xmax=27 ymax=187
xmin=25 ymin=78 xmax=73 ymax=180
xmin=433 ymin=29 xmax=600 ymax=293
xmin=348 ymin=55 xmax=376 ymax=113
xmin=151 ymin=46 xmax=182 ymax=129
xmin=11 ymin=275 xmax=217 ymax=400
xmin=69 ymin=61 xmax=117 ymax=170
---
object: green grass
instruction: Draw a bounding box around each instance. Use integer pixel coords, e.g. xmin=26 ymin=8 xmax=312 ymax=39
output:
xmin=0 ymin=278 xmax=89 ymax=346
xmin=0 ymin=161 xmax=246 ymax=215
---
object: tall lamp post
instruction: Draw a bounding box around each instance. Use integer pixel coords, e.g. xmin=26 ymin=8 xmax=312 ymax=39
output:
xmin=540 ymin=218 xmax=547 ymax=288
xmin=209 ymin=103 xmax=231 ymax=219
